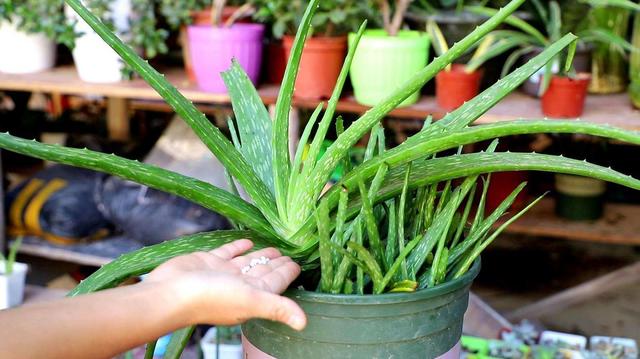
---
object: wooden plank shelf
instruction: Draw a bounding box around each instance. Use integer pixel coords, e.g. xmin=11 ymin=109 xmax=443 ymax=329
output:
xmin=1 ymin=66 xmax=639 ymax=130
xmin=501 ymin=198 xmax=640 ymax=246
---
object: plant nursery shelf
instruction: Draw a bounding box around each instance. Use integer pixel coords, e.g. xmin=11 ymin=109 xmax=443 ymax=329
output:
xmin=0 ymin=66 xmax=639 ymax=130
xmin=500 ymin=198 xmax=640 ymax=245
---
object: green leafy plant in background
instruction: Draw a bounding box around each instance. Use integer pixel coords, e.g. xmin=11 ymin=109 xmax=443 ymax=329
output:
xmin=469 ymin=0 xmax=639 ymax=92
xmin=159 ymin=0 xmax=249 ymax=29
xmin=0 ymin=0 xmax=639 ymax=355
xmin=0 ymin=0 xmax=76 ymax=47
xmin=630 ymin=11 xmax=640 ymax=107
xmin=250 ymin=0 xmax=379 ymax=38
xmin=0 ymin=237 xmax=22 ymax=275
xmin=427 ymin=19 xmax=497 ymax=72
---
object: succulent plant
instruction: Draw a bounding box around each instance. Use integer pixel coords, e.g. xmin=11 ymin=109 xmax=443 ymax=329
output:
xmin=1 ymin=0 xmax=639 ymax=355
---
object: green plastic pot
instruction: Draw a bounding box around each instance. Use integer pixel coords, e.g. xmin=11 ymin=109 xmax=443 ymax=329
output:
xmin=555 ymin=174 xmax=606 ymax=221
xmin=242 ymin=260 xmax=480 ymax=359
xmin=349 ymin=30 xmax=430 ymax=107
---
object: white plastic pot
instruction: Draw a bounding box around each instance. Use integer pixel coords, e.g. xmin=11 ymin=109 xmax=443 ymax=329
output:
xmin=0 ymin=21 xmax=56 ymax=74
xmin=201 ymin=327 xmax=243 ymax=359
xmin=65 ymin=0 xmax=132 ymax=83
xmin=0 ymin=262 xmax=28 ymax=309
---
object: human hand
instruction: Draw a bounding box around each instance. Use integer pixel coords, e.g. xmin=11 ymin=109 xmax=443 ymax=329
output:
xmin=146 ymin=240 xmax=307 ymax=331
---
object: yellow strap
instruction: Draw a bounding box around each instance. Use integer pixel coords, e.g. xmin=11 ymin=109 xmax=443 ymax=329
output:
xmin=9 ymin=179 xmax=45 ymax=229
xmin=24 ymin=179 xmax=68 ymax=234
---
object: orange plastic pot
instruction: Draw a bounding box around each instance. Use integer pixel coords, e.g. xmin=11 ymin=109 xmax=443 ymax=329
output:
xmin=436 ymin=64 xmax=483 ymax=111
xmin=283 ymin=36 xmax=347 ymax=100
xmin=264 ymin=40 xmax=287 ymax=84
xmin=541 ymin=74 xmax=591 ymax=118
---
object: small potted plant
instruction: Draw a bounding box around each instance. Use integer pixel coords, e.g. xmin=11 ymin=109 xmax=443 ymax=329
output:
xmin=349 ymin=0 xmax=430 ymax=107
xmin=251 ymin=0 xmax=377 ymax=100
xmin=0 ymin=0 xmax=74 ymax=74
xmin=0 ymin=237 xmax=27 ymax=310
xmin=540 ymin=45 xmax=591 ymax=118
xmin=185 ymin=0 xmax=263 ymax=93
xmin=65 ymin=0 xmax=170 ymax=83
xmin=629 ymin=11 xmax=640 ymax=107
xmin=428 ymin=20 xmax=498 ymax=110
xmin=470 ymin=0 xmax=638 ymax=97
xmin=201 ymin=326 xmax=242 ymax=359
xmin=160 ymin=0 xmax=251 ymax=82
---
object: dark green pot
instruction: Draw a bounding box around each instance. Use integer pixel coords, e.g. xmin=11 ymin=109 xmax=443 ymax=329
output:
xmin=242 ymin=260 xmax=480 ymax=359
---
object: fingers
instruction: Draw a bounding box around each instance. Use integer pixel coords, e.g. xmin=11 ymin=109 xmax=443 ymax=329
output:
xmin=250 ymin=291 xmax=307 ymax=331
xmin=230 ymin=247 xmax=282 ymax=267
xmin=257 ymin=260 xmax=301 ymax=293
xmin=210 ymin=239 xmax=254 ymax=260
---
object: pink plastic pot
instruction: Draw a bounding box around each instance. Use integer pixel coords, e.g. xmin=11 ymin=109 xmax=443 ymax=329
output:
xmin=187 ymin=24 xmax=264 ymax=93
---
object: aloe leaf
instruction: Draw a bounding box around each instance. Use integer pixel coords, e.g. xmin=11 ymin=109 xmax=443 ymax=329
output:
xmin=64 ymin=0 xmax=280 ymax=228
xmin=346 ymin=241 xmax=385 ymax=294
xmin=397 ymin=163 xmax=412 ymax=279
xmin=451 ymin=181 xmax=477 ymax=248
xmin=450 ymin=182 xmax=527 ymax=267
xmin=466 ymin=37 xmax=523 ymax=73
xmin=272 ymin=0 xmax=320 ymax=219
xmin=549 ymin=1 xmax=562 ymax=42
xmin=315 ymin=199 xmax=333 ymax=292
xmin=221 ymin=61 xmax=274 ymax=193
xmin=144 ymin=341 xmax=157 ymax=359
xmin=301 ymin=22 xmax=367 ymax=178
xmin=164 ymin=327 xmax=195 ymax=359
xmin=377 ymin=152 xmax=640 ymax=202
xmin=471 ymin=175 xmax=492 ymax=233
xmin=453 ymin=193 xmax=545 ymax=278
xmin=384 ymin=199 xmax=398 ymax=270
xmin=0 ymin=133 xmax=279 ymax=239
xmin=467 ymin=5 xmax=548 ymax=45
xmin=357 ymin=179 xmax=384 ymax=265
xmin=501 ymin=46 xmax=537 ymax=78
xmin=301 ymin=0 xmax=528 ymax=214
xmin=70 ymin=231 xmax=262 ymax=296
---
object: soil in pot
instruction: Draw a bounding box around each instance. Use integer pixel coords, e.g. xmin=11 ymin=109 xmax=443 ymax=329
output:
xmin=0 ymin=21 xmax=56 ymax=74
xmin=187 ymin=23 xmax=264 ymax=93
xmin=349 ymin=30 xmax=430 ymax=107
xmin=436 ymin=64 xmax=483 ymax=111
xmin=242 ymin=261 xmax=480 ymax=359
xmin=541 ymin=74 xmax=591 ymax=118
xmin=282 ymin=36 xmax=347 ymax=100
xmin=555 ymin=174 xmax=606 ymax=221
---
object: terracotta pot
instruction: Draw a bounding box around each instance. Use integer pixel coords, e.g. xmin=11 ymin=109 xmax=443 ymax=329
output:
xmin=435 ymin=64 xmax=483 ymax=111
xmin=263 ymin=40 xmax=287 ymax=84
xmin=183 ymin=7 xmax=250 ymax=82
xmin=541 ymin=74 xmax=591 ymax=118
xmin=283 ymin=36 xmax=347 ymax=100
xmin=486 ymin=171 xmax=529 ymax=213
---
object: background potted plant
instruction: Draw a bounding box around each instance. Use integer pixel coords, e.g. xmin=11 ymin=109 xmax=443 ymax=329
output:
xmin=540 ymin=44 xmax=591 ymax=118
xmin=185 ymin=0 xmax=263 ymax=93
xmin=0 ymin=0 xmax=74 ymax=74
xmin=349 ymin=0 xmax=430 ymax=107
xmin=250 ymin=0 xmax=377 ymax=100
xmin=471 ymin=0 xmax=638 ymax=97
xmin=0 ymin=237 xmax=26 ymax=310
xmin=65 ymin=0 xmax=170 ymax=83
xmin=201 ymin=326 xmax=243 ymax=359
xmin=160 ymin=0 xmax=251 ymax=82
xmin=8 ymin=0 xmax=640 ymax=357
xmin=428 ymin=20 xmax=497 ymax=110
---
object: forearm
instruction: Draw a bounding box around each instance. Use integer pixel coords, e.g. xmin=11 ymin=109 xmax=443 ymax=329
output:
xmin=0 ymin=281 xmax=192 ymax=359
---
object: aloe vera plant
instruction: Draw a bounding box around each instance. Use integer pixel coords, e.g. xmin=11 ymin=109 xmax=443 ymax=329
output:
xmin=2 ymin=0 xmax=640 ymax=355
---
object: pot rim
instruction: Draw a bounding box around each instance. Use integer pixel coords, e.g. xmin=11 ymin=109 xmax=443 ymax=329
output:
xmin=286 ymin=259 xmax=480 ymax=305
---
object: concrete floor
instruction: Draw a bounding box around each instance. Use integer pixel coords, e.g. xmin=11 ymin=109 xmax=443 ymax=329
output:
xmin=472 ymin=234 xmax=640 ymax=341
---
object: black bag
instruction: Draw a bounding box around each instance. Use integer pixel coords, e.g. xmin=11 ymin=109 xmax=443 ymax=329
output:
xmin=95 ymin=177 xmax=230 ymax=245
xmin=6 ymin=165 xmax=112 ymax=244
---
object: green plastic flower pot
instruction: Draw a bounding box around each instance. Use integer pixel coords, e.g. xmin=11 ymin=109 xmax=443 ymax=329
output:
xmin=349 ymin=30 xmax=430 ymax=107
xmin=242 ymin=260 xmax=480 ymax=359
